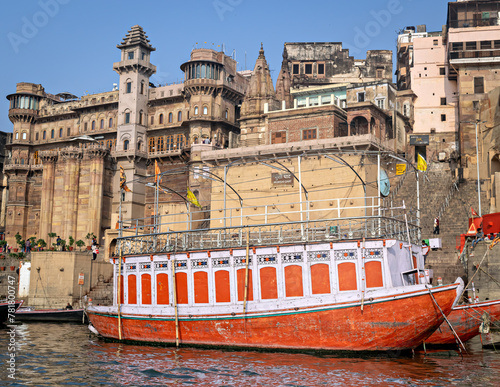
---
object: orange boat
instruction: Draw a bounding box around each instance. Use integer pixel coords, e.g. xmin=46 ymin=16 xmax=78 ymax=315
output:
xmin=88 ymin=197 xmax=461 ymax=351
xmin=425 ymin=299 xmax=500 ymax=345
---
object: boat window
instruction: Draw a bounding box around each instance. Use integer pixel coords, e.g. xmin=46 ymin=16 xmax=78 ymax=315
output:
xmin=237 ymin=269 xmax=253 ymax=301
xmin=128 ymin=274 xmax=137 ymax=304
xmin=338 ymin=262 xmax=357 ymax=291
xmin=260 ymin=267 xmax=278 ymax=299
xmin=214 ymin=270 xmax=231 ymax=302
xmin=285 ymin=265 xmax=304 ymax=297
xmin=156 ymin=273 xmax=169 ymax=304
xmin=194 ymin=271 xmax=209 ymax=303
xmin=176 ymin=272 xmax=189 ymax=304
xmin=310 ymin=264 xmax=331 ymax=294
xmin=365 ymin=261 xmax=384 ymax=288
xmin=141 ymin=274 xmax=152 ymax=304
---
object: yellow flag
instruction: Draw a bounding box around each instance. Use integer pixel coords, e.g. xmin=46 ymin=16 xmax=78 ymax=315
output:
xmin=186 ymin=187 xmax=202 ymax=208
xmin=417 ymin=153 xmax=427 ymax=172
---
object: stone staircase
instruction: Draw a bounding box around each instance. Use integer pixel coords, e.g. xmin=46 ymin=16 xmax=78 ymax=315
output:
xmin=87 ymin=272 xmax=113 ymax=306
xmin=387 ymin=167 xmax=488 ymax=284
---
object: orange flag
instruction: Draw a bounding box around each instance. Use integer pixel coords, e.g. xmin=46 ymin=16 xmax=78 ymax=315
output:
xmin=155 ymin=160 xmax=161 ymax=184
xmin=119 ymin=165 xmax=131 ymax=192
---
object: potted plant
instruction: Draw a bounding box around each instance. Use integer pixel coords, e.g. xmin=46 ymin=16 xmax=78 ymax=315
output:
xmin=60 ymin=239 xmax=66 ymax=251
xmin=14 ymin=232 xmax=23 ymax=252
xmin=48 ymin=232 xmax=57 ymax=248
xmin=36 ymin=239 xmax=46 ymax=251
xmin=85 ymin=232 xmax=96 ymax=250
xmin=76 ymin=239 xmax=85 ymax=252
xmin=9 ymin=253 xmax=18 ymax=259
xmin=29 ymin=236 xmax=36 ymax=251
xmin=68 ymin=236 xmax=75 ymax=251
xmin=0 ymin=240 xmax=7 ymax=253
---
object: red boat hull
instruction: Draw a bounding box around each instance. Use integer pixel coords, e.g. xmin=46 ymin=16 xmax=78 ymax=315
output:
xmin=88 ymin=284 xmax=457 ymax=352
xmin=425 ymin=299 xmax=500 ymax=345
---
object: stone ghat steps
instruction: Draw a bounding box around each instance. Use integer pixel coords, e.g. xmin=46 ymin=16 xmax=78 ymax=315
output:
xmin=389 ymin=169 xmax=488 ymax=284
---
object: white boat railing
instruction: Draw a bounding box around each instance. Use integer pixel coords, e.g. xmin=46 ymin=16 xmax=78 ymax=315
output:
xmin=116 ymin=197 xmax=419 ymax=255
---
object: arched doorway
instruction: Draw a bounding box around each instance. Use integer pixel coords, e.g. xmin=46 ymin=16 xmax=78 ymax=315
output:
xmin=350 ymin=116 xmax=369 ymax=135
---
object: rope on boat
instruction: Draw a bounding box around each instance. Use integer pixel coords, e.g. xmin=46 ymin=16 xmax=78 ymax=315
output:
xmin=458 ymin=246 xmax=490 ymax=303
xmin=117 ymin=254 xmax=122 ymax=341
xmin=243 ymin=228 xmax=250 ymax=316
xmin=361 ymin=237 xmax=366 ymax=312
xmin=172 ymin=249 xmax=180 ymax=347
xmin=477 ymin=266 xmax=500 ymax=289
xmin=428 ymin=288 xmax=467 ymax=353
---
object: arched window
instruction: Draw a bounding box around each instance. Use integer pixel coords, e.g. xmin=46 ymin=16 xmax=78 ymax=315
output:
xmin=194 ymin=106 xmax=199 ymax=115
xmin=43 ymin=131 xmax=46 ymax=140
xmin=35 ymin=132 xmax=39 ymax=141
xmin=137 ymin=141 xmax=142 ymax=151
xmin=178 ymin=111 xmax=182 ymax=121
xmin=125 ymin=112 xmax=130 ymax=124
xmin=91 ymin=121 xmax=95 ymax=130
xmin=100 ymin=119 xmax=104 ymax=129
xmin=138 ymin=111 xmax=143 ymax=125
xmin=203 ymin=106 xmax=208 ymax=115
xmin=123 ymin=140 xmax=129 ymax=151
xmin=51 ymin=129 xmax=55 ymax=139
xmin=20 ymin=159 xmax=24 ymax=165
xmin=59 ymin=128 xmax=63 ymax=137
xmin=225 ymin=109 xmax=228 ymax=119
xmin=109 ymin=118 xmax=113 ymax=128
xmin=84 ymin=122 xmax=88 ymax=131
xmin=159 ymin=114 xmax=164 ymax=124
xmin=15 ymin=132 xmax=19 ymax=140
xmin=176 ymin=134 xmax=185 ymax=150
xmin=166 ymin=135 xmax=174 ymax=151
xmin=67 ymin=127 xmax=71 ymax=136
xmin=168 ymin=113 xmax=173 ymax=123
xmin=140 ymin=81 xmax=144 ymax=95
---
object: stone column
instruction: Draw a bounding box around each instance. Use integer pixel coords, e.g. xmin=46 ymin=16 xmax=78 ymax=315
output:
xmin=61 ymin=148 xmax=81 ymax=240
xmin=39 ymin=153 xmax=58 ymax=239
xmin=87 ymin=148 xmax=106 ymax=241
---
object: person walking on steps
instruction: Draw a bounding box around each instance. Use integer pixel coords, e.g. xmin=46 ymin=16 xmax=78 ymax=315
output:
xmin=433 ymin=217 xmax=440 ymax=234
xmin=91 ymin=237 xmax=98 ymax=260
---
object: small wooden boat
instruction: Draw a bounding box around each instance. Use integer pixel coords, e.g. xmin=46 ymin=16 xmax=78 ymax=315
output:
xmin=0 ymin=300 xmax=23 ymax=324
xmin=425 ymin=299 xmax=500 ymax=345
xmin=15 ymin=307 xmax=87 ymax=323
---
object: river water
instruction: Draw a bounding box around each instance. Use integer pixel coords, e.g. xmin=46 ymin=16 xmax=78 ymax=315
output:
xmin=1 ymin=322 xmax=500 ymax=386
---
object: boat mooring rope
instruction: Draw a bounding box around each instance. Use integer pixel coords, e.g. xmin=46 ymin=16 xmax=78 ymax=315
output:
xmin=428 ymin=288 xmax=467 ymax=353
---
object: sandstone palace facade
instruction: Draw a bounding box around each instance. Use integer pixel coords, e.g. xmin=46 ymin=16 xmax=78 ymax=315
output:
xmin=5 ymin=25 xmax=410 ymax=250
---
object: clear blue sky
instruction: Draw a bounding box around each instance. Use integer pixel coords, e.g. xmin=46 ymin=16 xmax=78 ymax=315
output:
xmin=0 ymin=0 xmax=449 ymax=133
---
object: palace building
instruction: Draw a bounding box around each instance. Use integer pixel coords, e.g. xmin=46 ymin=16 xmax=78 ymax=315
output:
xmin=3 ymin=25 xmax=408 ymax=253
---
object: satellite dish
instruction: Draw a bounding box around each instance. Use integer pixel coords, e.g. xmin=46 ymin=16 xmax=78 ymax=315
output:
xmin=379 ymin=169 xmax=390 ymax=197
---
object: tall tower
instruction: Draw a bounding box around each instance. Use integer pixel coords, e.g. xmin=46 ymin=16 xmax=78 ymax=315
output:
xmin=113 ymin=25 xmax=156 ymax=223
xmin=239 ymin=44 xmax=280 ymax=146
xmin=4 ymin=83 xmax=44 ymax=244
xmin=275 ymin=44 xmax=293 ymax=109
